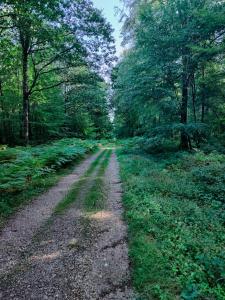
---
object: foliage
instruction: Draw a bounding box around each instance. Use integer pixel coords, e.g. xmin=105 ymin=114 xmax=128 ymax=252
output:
xmin=117 ymin=143 xmax=225 ymax=299
xmin=0 ymin=0 xmax=115 ymax=145
xmin=0 ymin=138 xmax=98 ymax=218
xmin=113 ymin=0 xmax=225 ymax=149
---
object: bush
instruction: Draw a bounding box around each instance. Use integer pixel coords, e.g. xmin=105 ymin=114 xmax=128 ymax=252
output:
xmin=118 ymin=137 xmax=177 ymax=155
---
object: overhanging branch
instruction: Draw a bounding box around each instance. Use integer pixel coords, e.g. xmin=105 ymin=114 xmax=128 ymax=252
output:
xmin=31 ymin=80 xmax=68 ymax=94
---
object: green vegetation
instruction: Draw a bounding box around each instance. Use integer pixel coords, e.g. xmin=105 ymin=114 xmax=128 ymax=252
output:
xmin=54 ymin=150 xmax=106 ymax=214
xmin=1 ymin=0 xmax=225 ymax=298
xmin=114 ymin=5 xmax=225 ymax=295
xmin=113 ymin=0 xmax=225 ymax=150
xmin=118 ymin=144 xmax=225 ymax=300
xmin=84 ymin=149 xmax=112 ymax=211
xmin=54 ymin=148 xmax=112 ymax=214
xmin=0 ymin=0 xmax=114 ymax=146
xmin=85 ymin=151 xmax=107 ymax=177
xmin=0 ymin=138 xmax=97 ymax=221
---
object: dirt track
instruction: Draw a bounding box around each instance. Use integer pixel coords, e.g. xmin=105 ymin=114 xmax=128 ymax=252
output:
xmin=0 ymin=151 xmax=134 ymax=300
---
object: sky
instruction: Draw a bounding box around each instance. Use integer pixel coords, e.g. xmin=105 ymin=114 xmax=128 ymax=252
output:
xmin=92 ymin=0 xmax=123 ymax=56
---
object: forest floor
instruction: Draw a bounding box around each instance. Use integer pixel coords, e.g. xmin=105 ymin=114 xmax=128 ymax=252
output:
xmin=0 ymin=150 xmax=134 ymax=299
xmin=117 ymin=145 xmax=225 ymax=300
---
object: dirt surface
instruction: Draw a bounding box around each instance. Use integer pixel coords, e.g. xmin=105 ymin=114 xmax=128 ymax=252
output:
xmin=0 ymin=151 xmax=134 ymax=300
xmin=0 ymin=152 xmax=100 ymax=275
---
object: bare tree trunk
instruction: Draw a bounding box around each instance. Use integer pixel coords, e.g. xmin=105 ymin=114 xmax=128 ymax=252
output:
xmin=64 ymin=84 xmax=70 ymax=118
xmin=0 ymin=80 xmax=6 ymax=144
xmin=201 ymin=66 xmax=206 ymax=123
xmin=22 ymin=48 xmax=30 ymax=146
xmin=191 ymin=74 xmax=197 ymax=123
xmin=180 ymin=57 xmax=190 ymax=150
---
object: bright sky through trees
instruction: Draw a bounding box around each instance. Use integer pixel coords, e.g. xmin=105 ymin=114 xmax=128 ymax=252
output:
xmin=92 ymin=0 xmax=123 ymax=55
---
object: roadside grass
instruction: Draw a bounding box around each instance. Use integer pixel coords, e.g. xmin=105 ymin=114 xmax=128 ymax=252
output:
xmin=117 ymin=148 xmax=225 ymax=300
xmin=0 ymin=138 xmax=98 ymax=225
xmin=84 ymin=150 xmax=112 ymax=211
xmin=54 ymin=150 xmax=107 ymax=214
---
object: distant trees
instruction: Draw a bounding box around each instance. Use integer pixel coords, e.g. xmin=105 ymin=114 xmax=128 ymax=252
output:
xmin=113 ymin=0 xmax=225 ymax=150
xmin=0 ymin=0 xmax=115 ymax=145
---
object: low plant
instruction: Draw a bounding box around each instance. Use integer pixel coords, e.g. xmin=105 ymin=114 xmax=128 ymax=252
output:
xmin=118 ymin=146 xmax=225 ymax=300
xmin=0 ymin=138 xmax=98 ymax=221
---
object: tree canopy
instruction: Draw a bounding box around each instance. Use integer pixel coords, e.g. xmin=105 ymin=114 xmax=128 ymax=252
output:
xmin=113 ymin=0 xmax=225 ymax=150
xmin=0 ymin=0 xmax=115 ymax=145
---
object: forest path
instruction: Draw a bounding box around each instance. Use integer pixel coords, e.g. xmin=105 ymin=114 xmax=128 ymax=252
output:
xmin=0 ymin=151 xmax=101 ymax=276
xmin=0 ymin=150 xmax=134 ymax=300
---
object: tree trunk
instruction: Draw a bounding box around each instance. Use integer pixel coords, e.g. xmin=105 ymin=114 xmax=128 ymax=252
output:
xmin=64 ymin=84 xmax=68 ymax=115
xmin=22 ymin=47 xmax=30 ymax=146
xmin=191 ymin=74 xmax=197 ymax=123
xmin=0 ymin=80 xmax=6 ymax=144
xmin=201 ymin=66 xmax=206 ymax=123
xmin=180 ymin=65 xmax=190 ymax=150
xmin=19 ymin=18 xmax=31 ymax=146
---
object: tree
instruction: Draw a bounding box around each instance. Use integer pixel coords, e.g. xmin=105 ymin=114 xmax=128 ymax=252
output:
xmin=114 ymin=0 xmax=225 ymax=149
xmin=0 ymin=0 xmax=115 ymax=145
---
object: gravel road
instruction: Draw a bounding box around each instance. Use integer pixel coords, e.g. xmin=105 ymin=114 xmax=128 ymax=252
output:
xmin=0 ymin=151 xmax=134 ymax=300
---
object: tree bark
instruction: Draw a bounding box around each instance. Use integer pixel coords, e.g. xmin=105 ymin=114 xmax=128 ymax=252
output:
xmin=191 ymin=74 xmax=197 ymax=123
xmin=180 ymin=59 xmax=190 ymax=150
xmin=22 ymin=48 xmax=30 ymax=145
xmin=64 ymin=84 xmax=69 ymax=115
xmin=201 ymin=66 xmax=206 ymax=123
xmin=0 ymin=80 xmax=6 ymax=144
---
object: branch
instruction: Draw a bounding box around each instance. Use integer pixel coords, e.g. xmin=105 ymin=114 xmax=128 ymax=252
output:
xmin=28 ymin=54 xmax=39 ymax=95
xmin=208 ymin=30 xmax=225 ymax=46
xmin=30 ymin=46 xmax=51 ymax=53
xmin=0 ymin=13 xmax=15 ymax=19
xmin=28 ymin=47 xmax=73 ymax=94
xmin=28 ymin=41 xmax=80 ymax=95
xmin=31 ymin=80 xmax=67 ymax=94
xmin=0 ymin=25 xmax=15 ymax=29
xmin=37 ymin=45 xmax=77 ymax=73
xmin=39 ymin=66 xmax=71 ymax=76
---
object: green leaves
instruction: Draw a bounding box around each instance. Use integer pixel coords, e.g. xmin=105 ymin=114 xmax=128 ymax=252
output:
xmin=114 ymin=0 xmax=225 ymax=147
xmin=0 ymin=138 xmax=98 ymax=216
xmin=118 ymin=146 xmax=225 ymax=299
xmin=0 ymin=0 xmax=114 ymax=145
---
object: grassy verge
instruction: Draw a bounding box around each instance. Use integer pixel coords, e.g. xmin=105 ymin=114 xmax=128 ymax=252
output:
xmin=84 ymin=149 xmax=112 ymax=211
xmin=117 ymin=148 xmax=225 ymax=300
xmin=0 ymin=138 xmax=98 ymax=224
xmin=54 ymin=150 xmax=107 ymax=214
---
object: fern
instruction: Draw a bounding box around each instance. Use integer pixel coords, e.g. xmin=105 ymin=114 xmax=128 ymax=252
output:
xmin=0 ymin=138 xmax=98 ymax=216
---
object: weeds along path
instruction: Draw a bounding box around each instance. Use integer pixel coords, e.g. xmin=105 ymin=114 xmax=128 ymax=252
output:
xmin=0 ymin=151 xmax=102 ymax=275
xmin=0 ymin=150 xmax=134 ymax=300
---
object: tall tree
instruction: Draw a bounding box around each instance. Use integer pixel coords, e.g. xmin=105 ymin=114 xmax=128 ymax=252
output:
xmin=0 ymin=0 xmax=115 ymax=145
xmin=114 ymin=0 xmax=225 ymax=149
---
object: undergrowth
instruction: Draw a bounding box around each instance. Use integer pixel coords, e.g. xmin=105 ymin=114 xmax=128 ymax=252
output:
xmin=0 ymin=138 xmax=98 ymax=222
xmin=118 ymin=146 xmax=225 ymax=300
